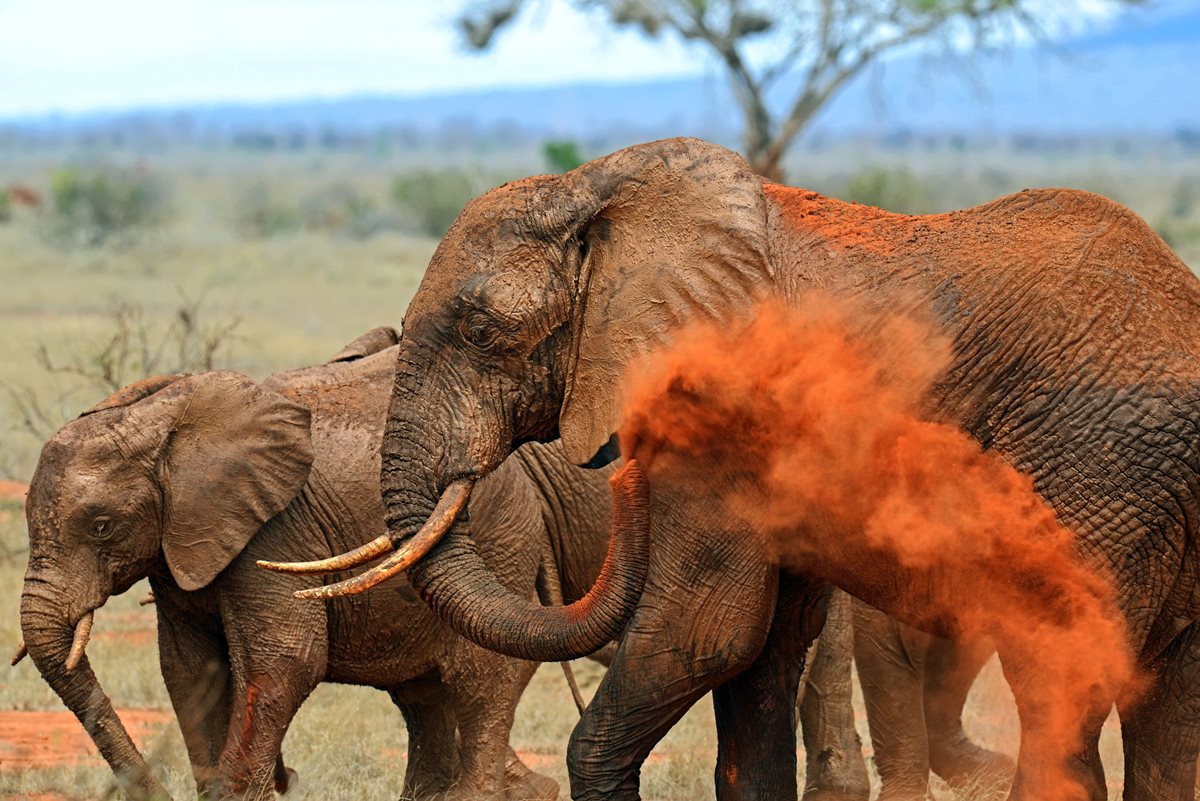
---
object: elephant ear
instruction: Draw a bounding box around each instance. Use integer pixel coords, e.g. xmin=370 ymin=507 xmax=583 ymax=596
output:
xmin=557 ymin=137 xmax=774 ymax=465
xmin=327 ymin=326 xmax=400 ymax=363
xmin=159 ymin=372 xmax=314 ymax=590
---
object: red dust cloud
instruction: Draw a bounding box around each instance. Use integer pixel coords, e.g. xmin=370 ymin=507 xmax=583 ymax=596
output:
xmin=618 ymin=297 xmax=1137 ymax=800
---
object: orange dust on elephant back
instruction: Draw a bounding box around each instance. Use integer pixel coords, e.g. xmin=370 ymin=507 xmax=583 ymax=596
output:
xmin=618 ymin=296 xmax=1137 ymax=801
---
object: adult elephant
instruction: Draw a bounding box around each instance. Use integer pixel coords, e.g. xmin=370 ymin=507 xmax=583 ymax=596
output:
xmin=279 ymin=138 xmax=1200 ymax=801
xmin=17 ymin=328 xmax=647 ymax=801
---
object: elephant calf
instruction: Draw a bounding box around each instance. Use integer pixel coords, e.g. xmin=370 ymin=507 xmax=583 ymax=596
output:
xmin=17 ymin=327 xmax=646 ymax=801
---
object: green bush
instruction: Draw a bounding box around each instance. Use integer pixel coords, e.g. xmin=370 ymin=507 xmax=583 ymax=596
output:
xmin=0 ymin=191 xmax=11 ymax=223
xmin=44 ymin=166 xmax=167 ymax=247
xmin=391 ymin=169 xmax=479 ymax=238
xmin=844 ymin=166 xmax=933 ymax=214
xmin=542 ymin=139 xmax=586 ymax=173
xmin=235 ymin=183 xmax=394 ymax=239
xmin=234 ymin=184 xmax=303 ymax=238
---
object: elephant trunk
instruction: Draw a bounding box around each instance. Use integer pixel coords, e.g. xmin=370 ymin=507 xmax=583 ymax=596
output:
xmin=376 ymin=357 xmax=651 ymax=662
xmin=405 ymin=460 xmax=650 ymax=661
xmin=20 ymin=571 xmax=171 ymax=801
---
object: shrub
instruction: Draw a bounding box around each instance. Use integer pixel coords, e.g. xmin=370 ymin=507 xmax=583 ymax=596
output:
xmin=542 ymin=139 xmax=586 ymax=173
xmin=0 ymin=191 xmax=10 ymax=224
xmin=391 ymin=169 xmax=480 ymax=238
xmin=234 ymin=184 xmax=303 ymax=238
xmin=44 ymin=166 xmax=168 ymax=247
xmin=844 ymin=166 xmax=933 ymax=214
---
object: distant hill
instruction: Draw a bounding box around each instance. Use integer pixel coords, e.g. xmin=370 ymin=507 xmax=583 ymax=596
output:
xmin=3 ymin=6 xmax=1198 ymax=144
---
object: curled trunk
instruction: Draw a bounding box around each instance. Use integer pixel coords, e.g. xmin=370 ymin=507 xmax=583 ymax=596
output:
xmin=399 ymin=463 xmax=651 ymax=663
xmin=20 ymin=577 xmax=171 ymax=801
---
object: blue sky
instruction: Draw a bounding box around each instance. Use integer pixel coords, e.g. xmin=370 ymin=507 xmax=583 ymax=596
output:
xmin=0 ymin=0 xmax=1169 ymax=117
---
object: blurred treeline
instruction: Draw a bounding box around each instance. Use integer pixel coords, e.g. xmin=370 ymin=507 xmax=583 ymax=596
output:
xmin=2 ymin=132 xmax=1198 ymax=260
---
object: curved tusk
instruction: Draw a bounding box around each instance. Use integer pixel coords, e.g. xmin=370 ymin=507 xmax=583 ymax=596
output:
xmin=294 ymin=479 xmax=474 ymax=601
xmin=258 ymin=533 xmax=392 ymax=575
xmin=11 ymin=640 xmax=27 ymax=666
xmin=138 ymin=590 xmax=156 ymax=606
xmin=65 ymin=610 xmax=94 ymax=672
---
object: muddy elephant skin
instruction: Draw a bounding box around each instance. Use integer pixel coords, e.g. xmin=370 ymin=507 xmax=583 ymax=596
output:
xmin=18 ymin=329 xmax=645 ymax=801
xmin=311 ymin=138 xmax=1200 ymax=801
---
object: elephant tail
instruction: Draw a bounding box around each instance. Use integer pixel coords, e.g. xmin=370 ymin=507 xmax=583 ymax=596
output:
xmin=535 ymin=548 xmax=589 ymax=716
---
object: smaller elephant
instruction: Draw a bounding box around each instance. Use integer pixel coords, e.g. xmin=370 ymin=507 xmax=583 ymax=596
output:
xmin=18 ymin=328 xmax=647 ymax=801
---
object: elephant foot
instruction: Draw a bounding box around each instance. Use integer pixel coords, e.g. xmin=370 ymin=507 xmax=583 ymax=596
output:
xmin=929 ymin=733 xmax=1014 ymax=787
xmin=802 ymin=791 xmax=872 ymax=801
xmin=802 ymin=742 xmax=870 ymax=801
xmin=503 ymin=748 xmax=559 ymax=801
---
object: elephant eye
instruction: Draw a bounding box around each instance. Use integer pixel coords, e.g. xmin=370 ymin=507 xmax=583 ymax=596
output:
xmin=458 ymin=311 xmax=502 ymax=350
xmin=577 ymin=237 xmax=589 ymax=264
xmin=91 ymin=516 xmax=115 ymax=541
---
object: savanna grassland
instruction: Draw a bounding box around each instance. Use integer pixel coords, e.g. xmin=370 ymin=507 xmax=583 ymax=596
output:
xmin=0 ymin=139 xmax=1196 ymax=799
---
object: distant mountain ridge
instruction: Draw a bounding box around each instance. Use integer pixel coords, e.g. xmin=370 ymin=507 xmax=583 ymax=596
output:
xmin=4 ymin=6 xmax=1198 ymax=141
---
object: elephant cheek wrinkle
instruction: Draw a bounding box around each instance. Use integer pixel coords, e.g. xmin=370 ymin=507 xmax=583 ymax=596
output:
xmin=618 ymin=295 xmax=1140 ymax=801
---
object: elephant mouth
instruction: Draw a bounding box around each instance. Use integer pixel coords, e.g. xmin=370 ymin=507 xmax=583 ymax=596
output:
xmin=257 ymin=478 xmax=475 ymax=597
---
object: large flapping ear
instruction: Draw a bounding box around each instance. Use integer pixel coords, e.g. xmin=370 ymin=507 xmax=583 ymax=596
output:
xmin=557 ymin=137 xmax=774 ymax=465
xmin=327 ymin=326 xmax=400 ymax=363
xmin=79 ymin=374 xmax=191 ymax=417
xmin=158 ymin=372 xmax=314 ymax=590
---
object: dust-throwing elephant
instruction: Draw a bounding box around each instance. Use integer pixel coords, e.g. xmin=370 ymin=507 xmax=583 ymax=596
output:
xmin=274 ymin=138 xmax=1200 ymax=801
xmin=16 ymin=327 xmax=649 ymax=801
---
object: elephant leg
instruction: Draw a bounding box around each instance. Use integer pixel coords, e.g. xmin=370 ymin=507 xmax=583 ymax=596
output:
xmin=713 ymin=572 xmax=829 ymax=801
xmin=154 ymin=598 xmax=232 ymax=798
xmin=1000 ymin=648 xmax=1108 ymax=801
xmin=850 ymin=596 xmax=928 ymax=801
xmin=922 ymin=634 xmax=1013 ymax=786
xmin=799 ymin=590 xmax=870 ymax=801
xmin=213 ymin=593 xmax=326 ymax=801
xmin=566 ymin=493 xmax=779 ymax=801
xmin=390 ymin=687 xmax=458 ymax=800
xmin=1119 ymin=621 xmax=1200 ymax=801
xmin=443 ymin=649 xmax=542 ymax=801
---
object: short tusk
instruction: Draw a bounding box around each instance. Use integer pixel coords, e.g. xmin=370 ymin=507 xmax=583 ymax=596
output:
xmin=258 ymin=533 xmax=392 ymax=575
xmin=138 ymin=590 xmax=155 ymax=606
xmin=294 ymin=479 xmax=474 ymax=601
xmin=65 ymin=610 xmax=94 ymax=672
xmin=11 ymin=640 xmax=27 ymax=666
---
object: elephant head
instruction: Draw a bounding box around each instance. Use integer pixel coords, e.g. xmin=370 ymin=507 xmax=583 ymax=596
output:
xmin=280 ymin=138 xmax=773 ymax=661
xmin=20 ymin=372 xmax=313 ymax=798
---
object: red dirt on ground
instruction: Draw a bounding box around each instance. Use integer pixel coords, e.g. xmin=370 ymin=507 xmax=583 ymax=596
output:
xmin=0 ymin=481 xmax=28 ymax=503
xmin=0 ymin=709 xmax=170 ymax=770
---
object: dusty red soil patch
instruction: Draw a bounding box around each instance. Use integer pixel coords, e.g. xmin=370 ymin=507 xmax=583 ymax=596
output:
xmin=91 ymin=628 xmax=155 ymax=647
xmin=0 ymin=481 xmax=28 ymax=503
xmin=0 ymin=709 xmax=170 ymax=770
xmin=0 ymin=794 xmax=69 ymax=801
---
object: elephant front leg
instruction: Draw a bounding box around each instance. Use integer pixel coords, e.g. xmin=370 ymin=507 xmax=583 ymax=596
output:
xmin=799 ymin=590 xmax=870 ymax=801
xmin=850 ymin=598 xmax=929 ymax=801
xmin=442 ymin=647 xmax=543 ymax=801
xmin=922 ymin=632 xmax=1013 ymax=787
xmin=567 ymin=501 xmax=779 ymax=801
xmin=1119 ymin=621 xmax=1200 ymax=801
xmin=154 ymin=591 xmax=233 ymax=798
xmin=1001 ymin=648 xmax=1108 ymax=801
xmin=713 ymin=572 xmax=829 ymax=801
xmin=390 ymin=687 xmax=458 ymax=799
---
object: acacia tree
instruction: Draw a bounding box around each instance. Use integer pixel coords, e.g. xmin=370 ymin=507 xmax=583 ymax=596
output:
xmin=460 ymin=0 xmax=1139 ymax=181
